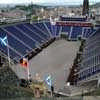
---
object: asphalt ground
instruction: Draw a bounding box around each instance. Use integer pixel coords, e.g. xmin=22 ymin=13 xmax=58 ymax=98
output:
xmin=11 ymin=39 xmax=80 ymax=91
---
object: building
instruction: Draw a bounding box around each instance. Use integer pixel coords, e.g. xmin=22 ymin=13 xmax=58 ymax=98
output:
xmin=0 ymin=9 xmax=26 ymax=23
xmin=82 ymin=0 xmax=89 ymax=15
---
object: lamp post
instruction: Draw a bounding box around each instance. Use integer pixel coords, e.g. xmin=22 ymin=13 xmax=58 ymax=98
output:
xmin=51 ymin=85 xmax=54 ymax=97
xmin=81 ymin=87 xmax=84 ymax=100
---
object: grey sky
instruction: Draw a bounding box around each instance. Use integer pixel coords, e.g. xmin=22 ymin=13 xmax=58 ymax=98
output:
xmin=0 ymin=0 xmax=99 ymax=5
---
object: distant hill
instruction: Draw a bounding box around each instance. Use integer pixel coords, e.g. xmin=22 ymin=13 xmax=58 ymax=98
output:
xmin=14 ymin=4 xmax=46 ymax=12
xmin=92 ymin=2 xmax=100 ymax=8
xmin=11 ymin=4 xmax=47 ymax=15
xmin=0 ymin=3 xmax=47 ymax=9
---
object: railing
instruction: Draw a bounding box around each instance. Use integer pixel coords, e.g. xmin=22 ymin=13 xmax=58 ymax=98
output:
xmin=0 ymin=96 xmax=82 ymax=100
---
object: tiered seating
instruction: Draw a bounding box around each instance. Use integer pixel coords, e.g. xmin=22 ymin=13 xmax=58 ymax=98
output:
xmin=44 ymin=22 xmax=53 ymax=36
xmin=51 ymin=25 xmax=56 ymax=36
xmin=58 ymin=85 xmax=82 ymax=96
xmin=86 ymin=29 xmax=100 ymax=45
xmin=70 ymin=27 xmax=82 ymax=40
xmin=60 ymin=26 xmax=84 ymax=40
xmin=31 ymin=22 xmax=51 ymax=38
xmin=60 ymin=25 xmax=94 ymax=40
xmin=0 ymin=22 xmax=56 ymax=63
xmin=0 ymin=28 xmax=22 ymax=61
xmin=0 ymin=29 xmax=8 ymax=56
xmin=16 ymin=24 xmax=44 ymax=44
xmin=61 ymin=26 xmax=71 ymax=33
xmin=25 ymin=23 xmax=49 ymax=40
xmin=40 ymin=22 xmax=52 ymax=37
xmin=83 ymin=28 xmax=93 ymax=38
xmin=0 ymin=20 xmax=97 ymax=64
xmin=78 ymin=29 xmax=100 ymax=81
xmin=4 ymin=26 xmax=36 ymax=50
xmin=60 ymin=16 xmax=87 ymax=22
xmin=61 ymin=26 xmax=71 ymax=37
xmin=55 ymin=25 xmax=61 ymax=36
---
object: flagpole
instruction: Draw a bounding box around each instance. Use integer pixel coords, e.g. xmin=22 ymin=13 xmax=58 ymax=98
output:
xmin=27 ymin=65 xmax=30 ymax=80
xmin=6 ymin=34 xmax=11 ymax=67
xmin=25 ymin=58 xmax=30 ymax=81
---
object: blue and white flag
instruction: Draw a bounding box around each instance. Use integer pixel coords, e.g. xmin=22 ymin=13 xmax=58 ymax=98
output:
xmin=0 ymin=36 xmax=7 ymax=46
xmin=45 ymin=75 xmax=52 ymax=86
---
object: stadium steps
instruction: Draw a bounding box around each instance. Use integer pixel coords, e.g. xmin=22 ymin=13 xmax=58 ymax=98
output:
xmin=58 ymin=85 xmax=83 ymax=96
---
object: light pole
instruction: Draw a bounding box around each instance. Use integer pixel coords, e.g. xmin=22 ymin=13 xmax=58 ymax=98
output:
xmin=81 ymin=87 xmax=84 ymax=100
xmin=64 ymin=67 xmax=68 ymax=84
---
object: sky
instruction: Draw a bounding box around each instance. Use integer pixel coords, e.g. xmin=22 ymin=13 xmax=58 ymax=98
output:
xmin=0 ymin=0 xmax=99 ymax=5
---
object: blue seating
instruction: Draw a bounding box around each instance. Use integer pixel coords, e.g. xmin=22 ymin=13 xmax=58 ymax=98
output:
xmin=0 ymin=28 xmax=22 ymax=61
xmin=44 ymin=22 xmax=53 ymax=36
xmin=83 ymin=28 xmax=93 ymax=38
xmin=16 ymin=24 xmax=44 ymax=44
xmin=24 ymin=23 xmax=49 ymax=40
xmin=77 ymin=28 xmax=100 ymax=82
xmin=60 ymin=16 xmax=87 ymax=22
xmin=4 ymin=32 xmax=29 ymax=56
xmin=61 ymin=26 xmax=71 ymax=37
xmin=70 ymin=27 xmax=82 ymax=40
xmin=39 ymin=22 xmax=52 ymax=37
xmin=33 ymin=22 xmax=51 ymax=37
xmin=0 ymin=29 xmax=8 ymax=56
xmin=85 ymin=29 xmax=92 ymax=38
xmin=55 ymin=25 xmax=61 ymax=36
xmin=0 ymin=20 xmax=96 ymax=64
xmin=4 ymin=26 xmax=36 ymax=50
xmin=51 ymin=25 xmax=56 ymax=37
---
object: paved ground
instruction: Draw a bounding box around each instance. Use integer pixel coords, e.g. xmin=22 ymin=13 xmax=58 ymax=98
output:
xmin=1 ymin=96 xmax=100 ymax=100
xmin=11 ymin=39 xmax=80 ymax=91
xmin=83 ymin=96 xmax=100 ymax=100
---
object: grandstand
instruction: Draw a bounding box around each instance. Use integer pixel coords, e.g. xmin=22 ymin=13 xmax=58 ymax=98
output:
xmin=1 ymin=0 xmax=100 ymax=97
xmin=0 ymin=19 xmax=95 ymax=64
xmin=0 ymin=15 xmax=99 ymax=96
xmin=76 ymin=28 xmax=100 ymax=88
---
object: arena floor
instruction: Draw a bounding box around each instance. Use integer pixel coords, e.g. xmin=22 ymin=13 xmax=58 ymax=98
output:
xmin=11 ymin=39 xmax=80 ymax=91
